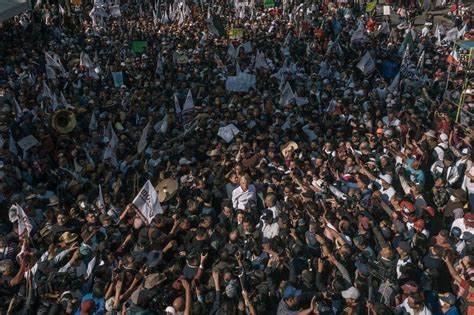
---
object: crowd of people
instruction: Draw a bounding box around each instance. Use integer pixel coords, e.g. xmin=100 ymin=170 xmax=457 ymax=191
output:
xmin=0 ymin=0 xmax=474 ymax=314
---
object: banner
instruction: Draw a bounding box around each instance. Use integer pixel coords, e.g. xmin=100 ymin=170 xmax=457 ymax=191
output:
xmin=229 ymin=28 xmax=244 ymax=40
xmin=357 ymin=52 xmax=376 ymax=75
xmin=133 ymin=180 xmax=163 ymax=224
xmin=10 ymin=204 xmax=32 ymax=239
xmin=264 ymin=0 xmax=275 ymax=8
xmin=132 ymin=41 xmax=148 ymax=53
xmin=137 ymin=121 xmax=151 ymax=154
xmin=112 ymin=71 xmax=124 ymax=88
xmin=225 ymin=73 xmax=256 ymax=92
xmin=218 ymin=124 xmax=240 ymax=143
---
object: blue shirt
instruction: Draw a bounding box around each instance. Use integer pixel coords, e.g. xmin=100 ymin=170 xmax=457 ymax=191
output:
xmin=406 ymin=158 xmax=425 ymax=188
xmin=74 ymin=293 xmax=105 ymax=315
xmin=444 ymin=306 xmax=461 ymax=315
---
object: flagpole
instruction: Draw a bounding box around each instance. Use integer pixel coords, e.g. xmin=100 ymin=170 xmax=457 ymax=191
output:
xmin=455 ymin=47 xmax=473 ymax=123
xmin=444 ymin=41 xmax=457 ymax=98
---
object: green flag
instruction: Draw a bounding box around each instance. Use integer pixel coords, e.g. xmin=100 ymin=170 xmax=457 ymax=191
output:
xmin=132 ymin=41 xmax=148 ymax=54
xmin=264 ymin=0 xmax=275 ymax=9
xmin=366 ymin=1 xmax=376 ymax=12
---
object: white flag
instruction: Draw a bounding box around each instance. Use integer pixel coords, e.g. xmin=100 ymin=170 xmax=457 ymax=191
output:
xmin=236 ymin=63 xmax=242 ymax=75
xmin=59 ymin=4 xmax=66 ymax=15
xmin=42 ymin=81 xmax=52 ymax=100
xmin=444 ymin=27 xmax=459 ymax=43
xmin=45 ymin=52 xmax=62 ymax=70
xmin=80 ymin=52 xmax=94 ymax=68
xmin=351 ymin=22 xmax=365 ymax=43
xmin=174 ymin=93 xmax=181 ymax=114
xmin=458 ymin=23 xmax=467 ymax=38
xmin=137 ymin=121 xmax=151 ymax=154
xmin=11 ymin=204 xmax=33 ymax=239
xmin=387 ymin=72 xmax=400 ymax=92
xmin=217 ymin=124 xmax=240 ymax=143
xmin=12 ymin=97 xmax=23 ymax=118
xmin=417 ymin=51 xmax=425 ymax=68
xmin=45 ymin=65 xmax=57 ymax=80
xmin=153 ymin=114 xmax=168 ymax=134
xmin=280 ymin=81 xmax=295 ymax=106
xmin=96 ymin=184 xmax=106 ymax=212
xmin=86 ymin=256 xmax=96 ymax=279
xmin=132 ymin=180 xmax=164 ymax=224
xmin=89 ymin=111 xmax=98 ymax=131
xmin=435 ymin=24 xmax=441 ymax=46
xmin=9 ymin=132 xmax=18 ymax=156
xmin=255 ymin=51 xmax=270 ymax=69
xmin=182 ymin=89 xmax=194 ymax=112
xmin=356 ymin=52 xmax=376 ymax=75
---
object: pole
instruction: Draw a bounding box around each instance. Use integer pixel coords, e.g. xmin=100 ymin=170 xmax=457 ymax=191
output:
xmin=455 ymin=47 xmax=473 ymax=123
xmin=444 ymin=41 xmax=457 ymax=98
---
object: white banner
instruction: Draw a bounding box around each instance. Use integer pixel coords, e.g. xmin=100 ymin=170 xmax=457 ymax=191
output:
xmin=133 ymin=180 xmax=163 ymax=223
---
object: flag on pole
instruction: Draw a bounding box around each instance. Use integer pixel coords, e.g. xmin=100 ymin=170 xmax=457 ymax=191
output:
xmin=387 ymin=72 xmax=400 ymax=92
xmin=80 ymin=52 xmax=94 ymax=68
xmin=11 ymin=204 xmax=33 ymax=239
xmin=153 ymin=114 xmax=168 ymax=134
xmin=89 ymin=111 xmax=98 ymax=131
xmin=12 ymin=97 xmax=23 ymax=118
xmin=132 ymin=180 xmax=164 ymax=224
xmin=434 ymin=24 xmax=441 ymax=46
xmin=417 ymin=51 xmax=425 ymax=68
xmin=96 ymin=184 xmax=106 ymax=212
xmin=174 ymin=93 xmax=182 ymax=115
xmin=182 ymin=89 xmax=194 ymax=112
xmin=279 ymin=81 xmax=295 ymax=106
xmin=447 ymin=48 xmax=460 ymax=65
xmin=356 ymin=52 xmax=376 ymax=75
xmin=137 ymin=121 xmax=151 ymax=154
xmin=9 ymin=132 xmax=18 ymax=156
xmin=444 ymin=27 xmax=459 ymax=43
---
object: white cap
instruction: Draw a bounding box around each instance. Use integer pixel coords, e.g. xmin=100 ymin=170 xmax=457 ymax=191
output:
xmin=165 ymin=306 xmax=176 ymax=314
xmin=440 ymin=133 xmax=448 ymax=143
xmin=341 ymin=287 xmax=360 ymax=300
xmin=379 ymin=174 xmax=393 ymax=184
xmin=178 ymin=157 xmax=191 ymax=166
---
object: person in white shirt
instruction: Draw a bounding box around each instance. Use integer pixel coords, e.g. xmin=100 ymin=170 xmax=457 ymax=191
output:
xmin=395 ymin=293 xmax=433 ymax=315
xmin=264 ymin=193 xmax=280 ymax=218
xmin=258 ymin=210 xmax=279 ymax=240
xmin=451 ymin=213 xmax=474 ymax=240
xmin=463 ymin=164 xmax=474 ymax=211
xmin=232 ymin=175 xmax=257 ymax=210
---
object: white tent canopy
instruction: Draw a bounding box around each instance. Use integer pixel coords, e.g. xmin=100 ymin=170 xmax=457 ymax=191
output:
xmin=0 ymin=0 xmax=30 ymax=22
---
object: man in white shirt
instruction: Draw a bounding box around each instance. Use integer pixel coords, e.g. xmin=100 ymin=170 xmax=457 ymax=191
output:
xmin=232 ymin=175 xmax=257 ymax=210
xmin=451 ymin=212 xmax=474 ymax=240
xmin=258 ymin=210 xmax=279 ymax=240
xmin=395 ymin=293 xmax=433 ymax=315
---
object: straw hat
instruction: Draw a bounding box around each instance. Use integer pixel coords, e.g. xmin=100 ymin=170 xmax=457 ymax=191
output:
xmin=59 ymin=232 xmax=78 ymax=244
xmin=280 ymin=141 xmax=298 ymax=157
xmin=156 ymin=178 xmax=178 ymax=203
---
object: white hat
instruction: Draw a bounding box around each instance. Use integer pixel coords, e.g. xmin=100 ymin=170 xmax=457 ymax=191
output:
xmin=439 ymin=133 xmax=448 ymax=143
xmin=379 ymin=174 xmax=392 ymax=184
xmin=342 ymin=287 xmax=360 ymax=300
xmin=165 ymin=306 xmax=176 ymax=314
xmin=424 ymin=130 xmax=436 ymax=138
xmin=178 ymin=157 xmax=191 ymax=166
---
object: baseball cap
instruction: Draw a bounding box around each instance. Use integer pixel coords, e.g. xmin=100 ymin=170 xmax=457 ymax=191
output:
xmin=379 ymin=174 xmax=392 ymax=184
xmin=413 ymin=219 xmax=425 ymax=230
xmin=465 ymin=212 xmax=474 ymax=228
xmin=438 ymin=292 xmax=456 ymax=306
xmin=400 ymin=201 xmax=415 ymax=217
xmin=341 ymin=287 xmax=360 ymax=300
xmin=283 ymin=286 xmax=302 ymax=299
